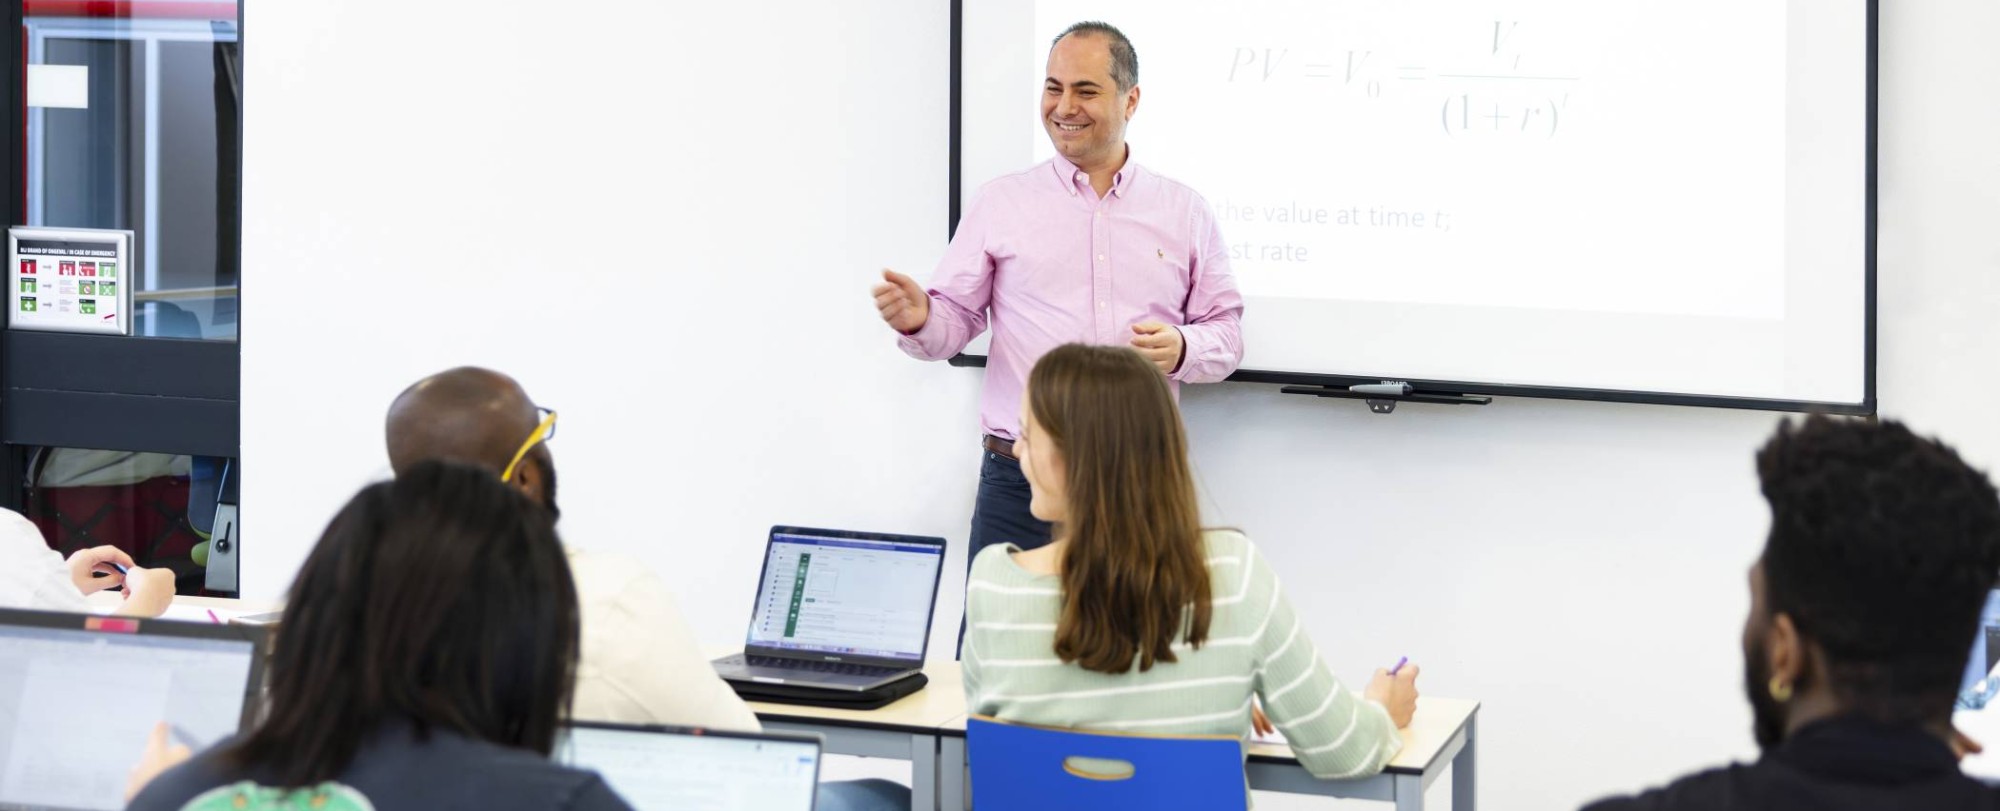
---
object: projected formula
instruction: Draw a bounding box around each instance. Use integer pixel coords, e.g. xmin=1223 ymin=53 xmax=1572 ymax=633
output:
xmin=1226 ymin=21 xmax=1578 ymax=139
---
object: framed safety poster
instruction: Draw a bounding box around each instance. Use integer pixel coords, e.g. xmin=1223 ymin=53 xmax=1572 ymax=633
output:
xmin=9 ymin=226 xmax=134 ymax=336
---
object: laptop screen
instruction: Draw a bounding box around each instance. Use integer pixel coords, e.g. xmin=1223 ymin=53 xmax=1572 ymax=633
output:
xmin=563 ymin=724 xmax=819 ymax=811
xmin=1958 ymin=589 xmax=2000 ymax=710
xmin=0 ymin=611 xmax=263 ymax=811
xmin=745 ymin=529 xmax=944 ymax=662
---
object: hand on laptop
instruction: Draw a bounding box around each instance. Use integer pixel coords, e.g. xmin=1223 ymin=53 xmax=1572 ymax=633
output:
xmin=66 ymin=546 xmax=137 ymax=594
xmin=126 ymin=722 xmax=192 ymax=802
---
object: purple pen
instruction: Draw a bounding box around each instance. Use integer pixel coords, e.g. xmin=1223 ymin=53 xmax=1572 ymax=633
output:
xmin=1389 ymin=656 xmax=1409 ymax=676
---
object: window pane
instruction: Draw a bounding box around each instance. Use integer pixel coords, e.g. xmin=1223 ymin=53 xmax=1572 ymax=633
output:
xmin=26 ymin=5 xmax=241 ymax=340
xmin=23 ymin=447 xmax=233 ymax=597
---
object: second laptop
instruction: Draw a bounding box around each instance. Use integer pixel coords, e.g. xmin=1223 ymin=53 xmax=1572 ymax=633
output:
xmin=712 ymin=526 xmax=946 ymax=701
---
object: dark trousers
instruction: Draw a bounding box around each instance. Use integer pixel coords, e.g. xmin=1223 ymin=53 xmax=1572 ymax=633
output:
xmin=958 ymin=448 xmax=1055 ymax=657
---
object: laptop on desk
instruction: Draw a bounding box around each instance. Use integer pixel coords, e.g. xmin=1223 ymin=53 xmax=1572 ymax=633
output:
xmin=562 ymin=722 xmax=820 ymax=811
xmin=712 ymin=526 xmax=945 ymax=693
xmin=0 ymin=608 xmax=270 ymax=811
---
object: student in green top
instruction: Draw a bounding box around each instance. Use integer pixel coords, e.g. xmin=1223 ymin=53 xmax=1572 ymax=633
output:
xmin=961 ymin=343 xmax=1420 ymax=780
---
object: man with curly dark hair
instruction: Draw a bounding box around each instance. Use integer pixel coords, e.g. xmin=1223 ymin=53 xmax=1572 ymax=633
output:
xmin=1585 ymin=415 xmax=2000 ymax=811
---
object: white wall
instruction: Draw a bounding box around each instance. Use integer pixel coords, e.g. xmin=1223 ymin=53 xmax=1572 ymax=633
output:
xmin=241 ymin=0 xmax=976 ymax=608
xmin=242 ymin=2 xmax=1999 ymax=810
xmin=1875 ymin=1 xmax=2000 ymax=465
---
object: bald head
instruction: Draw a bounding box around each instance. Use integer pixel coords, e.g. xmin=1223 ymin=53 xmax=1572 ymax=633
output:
xmin=386 ymin=367 xmax=541 ymax=477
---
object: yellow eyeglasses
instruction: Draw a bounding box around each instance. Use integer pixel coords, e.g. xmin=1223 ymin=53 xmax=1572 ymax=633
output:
xmin=501 ymin=407 xmax=558 ymax=483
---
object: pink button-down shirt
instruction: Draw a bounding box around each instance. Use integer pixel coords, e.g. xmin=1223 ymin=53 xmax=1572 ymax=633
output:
xmin=899 ymin=155 xmax=1245 ymax=440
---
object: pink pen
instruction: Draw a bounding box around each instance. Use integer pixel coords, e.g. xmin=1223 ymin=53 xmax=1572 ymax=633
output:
xmin=206 ymin=610 xmax=222 ymax=625
xmin=1389 ymin=656 xmax=1409 ymax=676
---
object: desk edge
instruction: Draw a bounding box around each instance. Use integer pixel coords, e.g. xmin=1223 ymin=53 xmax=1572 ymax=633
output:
xmin=1247 ymin=700 xmax=1479 ymax=777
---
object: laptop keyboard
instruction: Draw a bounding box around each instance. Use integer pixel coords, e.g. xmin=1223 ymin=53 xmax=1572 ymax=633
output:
xmin=745 ymin=654 xmax=906 ymax=678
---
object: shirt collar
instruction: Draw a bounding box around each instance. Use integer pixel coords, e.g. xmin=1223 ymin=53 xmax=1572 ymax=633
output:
xmin=1767 ymin=715 xmax=1961 ymax=786
xmin=1050 ymin=146 xmax=1138 ymax=198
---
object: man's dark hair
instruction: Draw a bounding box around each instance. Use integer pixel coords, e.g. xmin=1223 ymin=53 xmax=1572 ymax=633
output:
xmin=1054 ymin=21 xmax=1138 ymax=91
xmin=1758 ymin=415 xmax=2000 ymax=722
xmin=223 ymin=460 xmax=579 ymax=787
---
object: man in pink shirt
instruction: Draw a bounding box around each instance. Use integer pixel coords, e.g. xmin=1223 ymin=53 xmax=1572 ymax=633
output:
xmin=871 ymin=21 xmax=1244 ymax=577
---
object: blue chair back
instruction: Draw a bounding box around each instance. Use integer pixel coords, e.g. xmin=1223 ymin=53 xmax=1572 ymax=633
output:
xmin=966 ymin=715 xmax=1248 ymax=811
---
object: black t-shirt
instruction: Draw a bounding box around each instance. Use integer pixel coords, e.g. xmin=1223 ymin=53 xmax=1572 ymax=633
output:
xmin=1582 ymin=717 xmax=2000 ymax=811
xmin=128 ymin=725 xmax=632 ymax=811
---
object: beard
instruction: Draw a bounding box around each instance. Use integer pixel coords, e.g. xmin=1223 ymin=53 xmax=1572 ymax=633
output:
xmin=1745 ymin=640 xmax=1788 ymax=750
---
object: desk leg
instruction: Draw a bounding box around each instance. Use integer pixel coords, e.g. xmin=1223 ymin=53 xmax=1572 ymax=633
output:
xmin=1394 ymin=772 xmax=1424 ymax=811
xmin=910 ymin=733 xmax=939 ymax=811
xmin=1451 ymin=714 xmax=1477 ymax=811
xmin=937 ymin=736 xmax=968 ymax=811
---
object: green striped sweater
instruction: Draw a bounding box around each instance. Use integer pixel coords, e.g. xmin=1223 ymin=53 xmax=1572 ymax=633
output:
xmin=961 ymin=529 xmax=1401 ymax=779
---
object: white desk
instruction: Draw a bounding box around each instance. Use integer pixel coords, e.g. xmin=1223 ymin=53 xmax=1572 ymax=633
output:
xmin=712 ymin=648 xmax=964 ymax=811
xmin=1244 ymin=697 xmax=1478 ymax=811
xmin=83 ymin=592 xmax=275 ymax=622
xmin=108 ymin=620 xmax=1476 ymax=809
xmin=720 ymin=640 xmax=1479 ymax=811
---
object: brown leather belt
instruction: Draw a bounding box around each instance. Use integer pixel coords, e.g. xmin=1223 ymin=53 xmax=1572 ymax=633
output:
xmin=982 ymin=434 xmax=1017 ymax=460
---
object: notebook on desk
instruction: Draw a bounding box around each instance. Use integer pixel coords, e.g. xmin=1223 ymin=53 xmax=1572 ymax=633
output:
xmin=712 ymin=526 xmax=945 ymax=706
xmin=562 ymin=722 xmax=820 ymax=811
xmin=0 ymin=608 xmax=270 ymax=811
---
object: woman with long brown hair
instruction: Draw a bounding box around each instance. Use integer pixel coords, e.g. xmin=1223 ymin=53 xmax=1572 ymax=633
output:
xmin=961 ymin=343 xmax=1418 ymax=779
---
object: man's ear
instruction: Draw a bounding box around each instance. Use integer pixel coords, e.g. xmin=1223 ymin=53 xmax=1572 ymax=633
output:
xmin=1768 ymin=612 xmax=1805 ymax=692
xmin=511 ymin=457 xmax=545 ymax=505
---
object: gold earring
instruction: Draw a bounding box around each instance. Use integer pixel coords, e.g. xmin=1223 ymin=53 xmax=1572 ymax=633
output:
xmin=1768 ymin=676 xmax=1794 ymax=703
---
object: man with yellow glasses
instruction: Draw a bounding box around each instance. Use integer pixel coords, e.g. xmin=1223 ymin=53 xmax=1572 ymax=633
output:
xmin=384 ymin=367 xmax=759 ymax=731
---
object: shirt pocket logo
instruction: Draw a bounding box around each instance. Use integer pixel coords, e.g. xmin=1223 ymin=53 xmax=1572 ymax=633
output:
xmin=1157 ymin=247 xmax=1190 ymax=282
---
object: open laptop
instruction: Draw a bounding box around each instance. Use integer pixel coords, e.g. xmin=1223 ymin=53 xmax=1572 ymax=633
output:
xmin=712 ymin=526 xmax=946 ymax=692
xmin=0 ymin=607 xmax=270 ymax=811
xmin=563 ymin=722 xmax=820 ymax=811
xmin=1957 ymin=589 xmax=2000 ymax=711
xmin=1955 ymin=589 xmax=2000 ymax=780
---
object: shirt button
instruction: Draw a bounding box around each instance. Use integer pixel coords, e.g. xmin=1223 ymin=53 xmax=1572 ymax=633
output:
xmin=1097 ymin=255 xmax=1106 ymax=261
xmin=1097 ymin=301 xmax=1105 ymax=309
